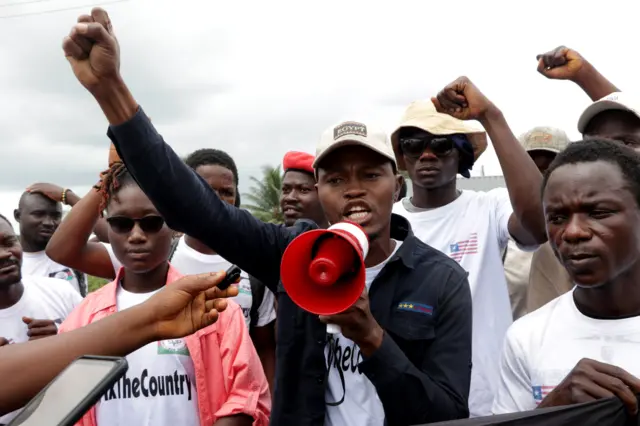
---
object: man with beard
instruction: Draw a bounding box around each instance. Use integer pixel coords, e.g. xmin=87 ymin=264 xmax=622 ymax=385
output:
xmin=60 ymin=9 xmax=473 ymax=425
xmin=0 ymin=213 xmax=81 ymax=425
xmin=391 ymin=77 xmax=547 ymax=417
xmin=493 ymin=139 xmax=640 ymax=415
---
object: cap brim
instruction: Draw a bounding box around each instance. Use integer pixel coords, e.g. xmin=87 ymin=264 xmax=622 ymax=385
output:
xmin=577 ymin=100 xmax=635 ymax=134
xmin=313 ymin=139 xmax=397 ymax=170
xmin=391 ymin=120 xmax=488 ymax=171
xmin=526 ymin=147 xmax=561 ymax=155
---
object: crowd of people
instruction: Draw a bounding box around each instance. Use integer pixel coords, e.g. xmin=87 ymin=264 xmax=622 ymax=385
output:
xmin=1 ymin=6 xmax=640 ymax=426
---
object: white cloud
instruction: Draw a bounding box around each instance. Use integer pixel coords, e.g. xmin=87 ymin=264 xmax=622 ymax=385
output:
xmin=0 ymin=0 xmax=638 ymax=226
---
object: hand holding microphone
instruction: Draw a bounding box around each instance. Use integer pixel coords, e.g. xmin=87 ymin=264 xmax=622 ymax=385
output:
xmin=318 ymin=290 xmax=384 ymax=357
xmin=281 ymin=221 xmax=384 ymax=354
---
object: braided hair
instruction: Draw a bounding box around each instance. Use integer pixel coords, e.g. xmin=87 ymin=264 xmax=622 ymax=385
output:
xmin=94 ymin=162 xmax=137 ymax=212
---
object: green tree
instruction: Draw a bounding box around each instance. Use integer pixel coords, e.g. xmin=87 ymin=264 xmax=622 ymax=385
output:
xmin=243 ymin=165 xmax=284 ymax=224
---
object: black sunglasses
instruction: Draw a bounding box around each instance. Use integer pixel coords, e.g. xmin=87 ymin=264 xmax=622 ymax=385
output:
xmin=399 ymin=136 xmax=455 ymax=158
xmin=106 ymin=215 xmax=165 ymax=234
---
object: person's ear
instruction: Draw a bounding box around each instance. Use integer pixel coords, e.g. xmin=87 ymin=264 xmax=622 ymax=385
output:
xmin=13 ymin=209 xmax=20 ymax=223
xmin=394 ymin=175 xmax=404 ymax=202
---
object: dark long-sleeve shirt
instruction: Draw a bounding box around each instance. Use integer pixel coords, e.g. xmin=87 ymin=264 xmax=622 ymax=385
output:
xmin=108 ymin=108 xmax=473 ymax=426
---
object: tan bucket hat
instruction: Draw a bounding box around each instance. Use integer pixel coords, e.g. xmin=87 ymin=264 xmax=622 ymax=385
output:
xmin=390 ymin=99 xmax=488 ymax=171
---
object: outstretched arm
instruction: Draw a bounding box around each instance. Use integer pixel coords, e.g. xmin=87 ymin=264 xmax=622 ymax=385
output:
xmin=0 ymin=272 xmax=237 ymax=416
xmin=46 ymin=186 xmax=116 ymax=280
xmin=62 ymin=8 xmax=304 ymax=288
xmin=432 ymin=77 xmax=547 ymax=246
xmin=537 ymin=46 xmax=619 ymax=101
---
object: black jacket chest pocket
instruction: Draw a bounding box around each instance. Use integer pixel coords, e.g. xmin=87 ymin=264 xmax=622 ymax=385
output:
xmin=386 ymin=311 xmax=436 ymax=364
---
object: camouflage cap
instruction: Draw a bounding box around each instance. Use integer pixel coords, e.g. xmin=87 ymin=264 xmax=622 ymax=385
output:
xmin=518 ymin=127 xmax=571 ymax=154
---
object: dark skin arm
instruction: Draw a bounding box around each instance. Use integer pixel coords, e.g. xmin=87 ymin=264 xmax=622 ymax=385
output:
xmin=537 ymin=46 xmax=620 ymax=101
xmin=26 ymin=183 xmax=109 ymax=243
xmin=45 ymin=187 xmax=117 ymax=280
xmin=433 ymin=77 xmax=547 ymax=246
xmin=0 ymin=272 xmax=238 ymax=416
xmin=214 ymin=414 xmax=254 ymax=426
xmin=251 ymin=322 xmax=276 ymax=397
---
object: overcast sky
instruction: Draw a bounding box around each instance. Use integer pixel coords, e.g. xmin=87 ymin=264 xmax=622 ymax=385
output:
xmin=0 ymin=0 xmax=638 ymax=229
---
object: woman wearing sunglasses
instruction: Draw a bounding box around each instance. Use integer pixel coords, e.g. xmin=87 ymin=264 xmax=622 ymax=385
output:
xmin=53 ymin=163 xmax=271 ymax=426
xmin=46 ymin=150 xmax=277 ymax=397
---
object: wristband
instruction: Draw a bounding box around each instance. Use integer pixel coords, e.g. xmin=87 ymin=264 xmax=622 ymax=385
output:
xmin=61 ymin=189 xmax=70 ymax=205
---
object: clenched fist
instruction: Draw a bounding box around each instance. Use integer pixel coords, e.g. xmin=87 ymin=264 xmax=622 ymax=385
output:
xmin=62 ymin=7 xmax=120 ymax=94
xmin=431 ymin=76 xmax=495 ymax=121
xmin=536 ymin=46 xmax=589 ymax=82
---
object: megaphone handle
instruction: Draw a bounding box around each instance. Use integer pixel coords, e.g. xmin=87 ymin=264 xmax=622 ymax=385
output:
xmin=326 ymin=323 xmax=341 ymax=334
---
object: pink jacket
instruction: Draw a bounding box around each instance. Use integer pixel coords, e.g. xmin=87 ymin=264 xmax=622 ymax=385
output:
xmin=59 ymin=265 xmax=271 ymax=426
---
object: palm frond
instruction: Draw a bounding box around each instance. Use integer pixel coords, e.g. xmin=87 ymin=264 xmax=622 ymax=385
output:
xmin=242 ymin=165 xmax=284 ymax=224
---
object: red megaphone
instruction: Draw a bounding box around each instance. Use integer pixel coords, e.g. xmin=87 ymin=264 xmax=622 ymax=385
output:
xmin=281 ymin=222 xmax=369 ymax=323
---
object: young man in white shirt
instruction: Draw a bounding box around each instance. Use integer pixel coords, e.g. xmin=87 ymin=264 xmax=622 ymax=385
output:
xmin=391 ymin=77 xmax=548 ymax=417
xmin=493 ymin=139 xmax=640 ymax=415
xmin=0 ymin=213 xmax=82 ymax=425
xmin=15 ymin=184 xmax=102 ymax=296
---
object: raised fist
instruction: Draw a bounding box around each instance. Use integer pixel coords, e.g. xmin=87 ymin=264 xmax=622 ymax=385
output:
xmin=536 ymin=46 xmax=587 ymax=81
xmin=431 ymin=76 xmax=494 ymax=121
xmin=62 ymin=8 xmax=120 ymax=94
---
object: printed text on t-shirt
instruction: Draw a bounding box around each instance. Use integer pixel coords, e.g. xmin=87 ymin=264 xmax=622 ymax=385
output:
xmin=103 ymin=370 xmax=192 ymax=401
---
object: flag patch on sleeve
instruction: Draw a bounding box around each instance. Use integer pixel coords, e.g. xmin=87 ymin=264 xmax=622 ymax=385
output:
xmin=397 ymin=302 xmax=433 ymax=316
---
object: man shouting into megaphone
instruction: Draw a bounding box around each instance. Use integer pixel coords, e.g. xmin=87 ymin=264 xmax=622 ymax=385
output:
xmin=61 ymin=8 xmax=473 ymax=426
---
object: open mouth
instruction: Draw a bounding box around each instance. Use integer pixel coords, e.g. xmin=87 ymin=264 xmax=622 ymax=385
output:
xmin=343 ymin=204 xmax=372 ymax=225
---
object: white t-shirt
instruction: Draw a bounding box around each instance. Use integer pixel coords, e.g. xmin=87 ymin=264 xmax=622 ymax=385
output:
xmin=492 ymin=290 xmax=640 ymax=414
xmin=95 ymin=285 xmax=200 ymax=426
xmin=21 ymin=251 xmax=85 ymax=296
xmin=324 ymin=240 xmax=402 ymax=426
xmin=503 ymin=238 xmax=535 ymax=320
xmin=0 ymin=276 xmax=82 ymax=424
xmin=393 ymin=189 xmax=536 ymax=417
xmin=103 ymin=239 xmax=276 ymax=330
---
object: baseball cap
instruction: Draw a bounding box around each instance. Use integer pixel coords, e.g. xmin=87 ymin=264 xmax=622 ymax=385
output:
xmin=518 ymin=127 xmax=570 ymax=154
xmin=313 ymin=120 xmax=396 ymax=169
xmin=390 ymin=99 xmax=488 ymax=171
xmin=577 ymin=92 xmax=640 ymax=134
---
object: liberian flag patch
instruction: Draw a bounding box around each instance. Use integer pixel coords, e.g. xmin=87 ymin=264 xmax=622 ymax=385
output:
xmin=532 ymin=385 xmax=554 ymax=404
xmin=397 ymin=302 xmax=433 ymax=316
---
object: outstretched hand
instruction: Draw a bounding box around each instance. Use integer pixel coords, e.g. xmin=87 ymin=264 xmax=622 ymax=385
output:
xmin=143 ymin=271 xmax=239 ymax=340
xmin=62 ymin=7 xmax=120 ymax=93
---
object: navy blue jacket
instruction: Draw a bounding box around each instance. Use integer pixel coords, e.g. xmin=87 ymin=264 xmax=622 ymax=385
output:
xmin=108 ymin=108 xmax=473 ymax=426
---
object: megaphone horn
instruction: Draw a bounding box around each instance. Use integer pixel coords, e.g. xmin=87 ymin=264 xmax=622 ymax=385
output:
xmin=281 ymin=221 xmax=369 ymax=335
